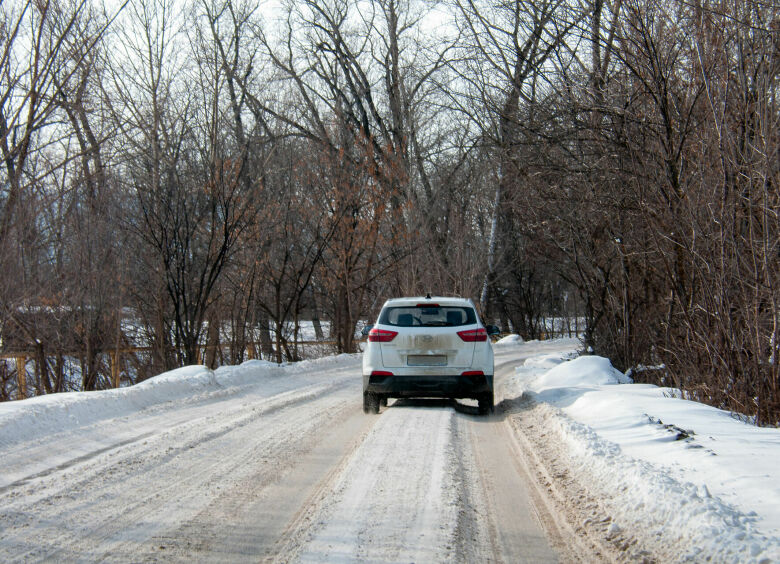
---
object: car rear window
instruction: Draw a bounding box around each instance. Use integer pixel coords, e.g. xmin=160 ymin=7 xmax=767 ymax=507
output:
xmin=378 ymin=306 xmax=477 ymax=327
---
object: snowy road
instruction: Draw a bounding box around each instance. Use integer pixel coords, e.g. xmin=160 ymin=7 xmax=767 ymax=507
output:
xmin=0 ymin=344 xmax=591 ymax=563
xmin=5 ymin=340 xmax=779 ymax=562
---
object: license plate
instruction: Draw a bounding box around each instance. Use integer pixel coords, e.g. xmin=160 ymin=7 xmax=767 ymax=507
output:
xmin=407 ymin=355 xmax=447 ymax=366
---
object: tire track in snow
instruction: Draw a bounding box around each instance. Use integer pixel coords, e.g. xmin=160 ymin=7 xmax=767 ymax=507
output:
xmin=0 ymin=378 xmax=358 ymax=562
xmin=288 ymin=404 xmax=461 ymax=563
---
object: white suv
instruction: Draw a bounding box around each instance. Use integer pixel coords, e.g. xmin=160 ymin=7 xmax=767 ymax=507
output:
xmin=362 ymin=296 xmax=497 ymax=414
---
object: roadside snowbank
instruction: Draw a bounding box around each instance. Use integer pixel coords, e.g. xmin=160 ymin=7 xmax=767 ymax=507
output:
xmin=494 ymin=334 xmax=524 ymax=345
xmin=509 ymin=352 xmax=780 ymax=563
xmin=0 ymin=354 xmax=360 ymax=450
xmin=531 ymin=355 xmax=631 ymax=389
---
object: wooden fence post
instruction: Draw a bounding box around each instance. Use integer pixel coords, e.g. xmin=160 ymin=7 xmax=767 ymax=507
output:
xmin=16 ymin=356 xmax=26 ymax=400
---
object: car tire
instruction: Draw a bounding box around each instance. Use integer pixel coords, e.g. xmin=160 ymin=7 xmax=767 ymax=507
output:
xmin=363 ymin=391 xmax=371 ymax=413
xmin=364 ymin=392 xmax=380 ymax=414
xmin=478 ymin=392 xmax=494 ymax=415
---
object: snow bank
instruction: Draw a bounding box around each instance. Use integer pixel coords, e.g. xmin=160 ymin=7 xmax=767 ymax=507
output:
xmin=531 ymin=355 xmax=631 ymax=389
xmin=509 ymin=352 xmax=780 ymax=562
xmin=494 ymin=334 xmax=524 ymax=345
xmin=521 ymin=353 xmax=569 ymax=370
xmin=534 ymin=402 xmax=779 ymax=562
xmin=0 ymin=354 xmax=360 ymax=450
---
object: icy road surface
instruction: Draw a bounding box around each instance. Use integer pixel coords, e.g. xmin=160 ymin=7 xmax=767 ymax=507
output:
xmin=0 ymin=343 xmax=594 ymax=563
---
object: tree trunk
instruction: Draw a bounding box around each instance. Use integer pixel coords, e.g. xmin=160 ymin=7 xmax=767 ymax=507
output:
xmin=205 ymin=313 xmax=220 ymax=369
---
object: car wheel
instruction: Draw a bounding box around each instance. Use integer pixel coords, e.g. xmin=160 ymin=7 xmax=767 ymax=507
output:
xmin=478 ymin=392 xmax=494 ymax=415
xmin=363 ymin=392 xmax=371 ymax=413
xmin=364 ymin=392 xmax=380 ymax=414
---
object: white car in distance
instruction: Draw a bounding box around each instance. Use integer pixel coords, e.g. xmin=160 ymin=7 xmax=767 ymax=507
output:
xmin=362 ymin=296 xmax=497 ymax=414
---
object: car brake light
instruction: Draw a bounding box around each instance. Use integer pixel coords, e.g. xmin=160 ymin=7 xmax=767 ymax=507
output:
xmin=457 ymin=328 xmax=487 ymax=342
xmin=371 ymin=370 xmax=394 ymax=376
xmin=416 ymin=303 xmax=439 ymax=307
xmin=462 ymin=370 xmax=484 ymax=376
xmin=368 ymin=328 xmax=398 ymax=342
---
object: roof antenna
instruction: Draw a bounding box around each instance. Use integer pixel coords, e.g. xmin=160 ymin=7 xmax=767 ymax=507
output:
xmin=425 ymin=293 xmax=431 ymax=299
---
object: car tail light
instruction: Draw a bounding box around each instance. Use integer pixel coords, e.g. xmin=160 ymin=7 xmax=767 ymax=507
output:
xmin=457 ymin=328 xmax=488 ymax=342
xmin=368 ymin=328 xmax=398 ymax=342
xmin=461 ymin=370 xmax=484 ymax=377
xmin=371 ymin=370 xmax=394 ymax=376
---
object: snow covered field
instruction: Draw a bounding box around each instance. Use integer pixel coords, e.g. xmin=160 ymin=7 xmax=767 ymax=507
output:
xmin=1 ymin=339 xmax=779 ymax=562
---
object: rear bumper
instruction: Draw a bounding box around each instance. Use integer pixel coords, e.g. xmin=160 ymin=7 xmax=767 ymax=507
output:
xmin=363 ymin=373 xmax=493 ymax=399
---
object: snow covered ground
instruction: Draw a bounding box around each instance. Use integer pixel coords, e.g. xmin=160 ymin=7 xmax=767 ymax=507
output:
xmin=503 ymin=340 xmax=780 ymax=563
xmin=1 ymin=338 xmax=779 ymax=562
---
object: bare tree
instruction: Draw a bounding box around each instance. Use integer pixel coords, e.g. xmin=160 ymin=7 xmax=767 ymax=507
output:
xmin=109 ymin=0 xmax=255 ymax=367
xmin=451 ymin=0 xmax=582 ymax=329
xmin=0 ymin=0 xmax=124 ymax=394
